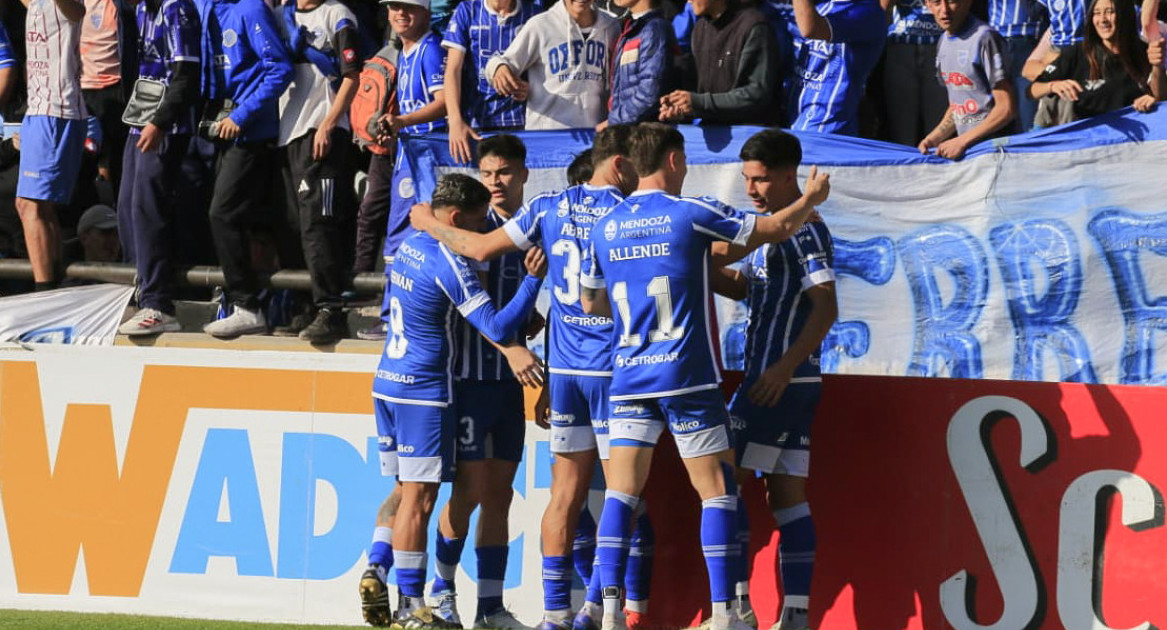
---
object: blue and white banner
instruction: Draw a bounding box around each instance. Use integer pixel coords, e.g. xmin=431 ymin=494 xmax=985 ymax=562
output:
xmin=0 ymin=284 xmax=133 ymax=346
xmin=399 ymin=109 xmax=1167 ymax=385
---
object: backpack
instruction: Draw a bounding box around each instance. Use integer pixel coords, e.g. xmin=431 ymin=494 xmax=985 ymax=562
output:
xmin=350 ymin=45 xmax=399 ymax=156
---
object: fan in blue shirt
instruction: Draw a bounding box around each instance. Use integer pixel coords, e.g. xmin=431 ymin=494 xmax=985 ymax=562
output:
xmin=369 ymin=173 xmax=543 ymax=630
xmin=708 ymin=128 xmax=838 ymax=630
xmin=579 ymin=123 xmax=830 ymax=630
xmin=787 ymin=0 xmax=886 ymax=135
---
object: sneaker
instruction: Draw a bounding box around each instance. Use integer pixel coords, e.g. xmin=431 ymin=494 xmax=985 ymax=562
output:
xmin=398 ymin=606 xmax=464 ymax=630
xmin=300 ymin=307 xmax=349 ymax=344
xmin=475 ymin=608 xmax=529 ymax=630
xmin=623 ymin=611 xmax=645 ymax=630
xmin=430 ymin=590 xmax=462 ymax=627
xmin=738 ymin=609 xmax=757 ymax=630
xmin=272 ymin=309 xmax=315 ymax=337
xmin=773 ymin=607 xmax=809 ymax=630
xmin=723 ymin=614 xmax=755 ymax=630
xmin=573 ymin=605 xmax=601 ymax=630
xmin=601 ymin=613 xmax=627 ymax=630
xmin=359 ymin=565 xmax=393 ymax=627
xmin=119 ymin=308 xmax=181 ymax=336
xmin=203 ymin=305 xmax=267 ymax=338
xmin=358 ymin=321 xmax=388 ymax=341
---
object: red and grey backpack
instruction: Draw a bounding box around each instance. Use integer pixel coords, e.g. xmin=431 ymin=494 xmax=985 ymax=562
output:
xmin=350 ymin=45 xmax=399 ymax=157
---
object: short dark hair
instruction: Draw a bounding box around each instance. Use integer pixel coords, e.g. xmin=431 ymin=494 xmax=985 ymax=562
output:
xmin=739 ymin=129 xmax=802 ymax=170
xmin=478 ymin=133 xmax=527 ymax=165
xmin=567 ymin=149 xmax=594 ymax=185
xmin=591 ymin=124 xmax=634 ymax=166
xmin=432 ymin=173 xmax=491 ymax=213
xmin=629 ymin=123 xmax=685 ymax=177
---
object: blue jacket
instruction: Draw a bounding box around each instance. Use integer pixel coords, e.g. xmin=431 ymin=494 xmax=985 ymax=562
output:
xmin=608 ymin=11 xmax=677 ymax=125
xmin=199 ymin=0 xmax=293 ymax=142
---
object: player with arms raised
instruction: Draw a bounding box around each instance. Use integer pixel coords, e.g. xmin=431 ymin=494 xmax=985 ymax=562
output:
xmin=367 ymin=174 xmax=544 ymax=630
xmin=578 ymin=123 xmax=829 ymax=630
xmin=712 ymin=129 xmax=837 ymax=630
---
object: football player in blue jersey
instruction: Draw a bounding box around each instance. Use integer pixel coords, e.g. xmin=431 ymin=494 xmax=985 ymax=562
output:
xmin=409 ymin=126 xmax=652 ymax=630
xmin=710 ymin=129 xmax=837 ymax=630
xmin=578 ymin=123 xmax=829 ymax=630
xmin=427 ymin=134 xmax=546 ymax=630
xmin=365 ymin=174 xmax=544 ymax=630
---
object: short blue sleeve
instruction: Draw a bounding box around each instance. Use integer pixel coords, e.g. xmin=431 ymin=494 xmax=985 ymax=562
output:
xmin=686 ymin=197 xmax=756 ymax=246
xmin=0 ymin=24 xmax=15 ymax=70
xmin=443 ymin=3 xmax=472 ymax=51
xmin=796 ymin=222 xmax=837 ymax=290
xmin=433 ymin=243 xmax=492 ymax=316
xmin=167 ymin=0 xmax=203 ymax=64
xmin=422 ymin=36 xmax=447 ymax=93
xmin=823 ymin=0 xmax=886 ymax=45
xmin=503 ymin=198 xmax=547 ymax=250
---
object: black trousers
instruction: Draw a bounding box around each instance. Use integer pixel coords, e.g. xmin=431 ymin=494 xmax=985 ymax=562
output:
xmin=83 ymin=84 xmax=128 ymax=190
xmin=353 ymin=151 xmax=393 ymax=273
xmin=209 ymin=140 xmax=275 ymax=310
xmin=278 ymin=128 xmax=357 ymax=307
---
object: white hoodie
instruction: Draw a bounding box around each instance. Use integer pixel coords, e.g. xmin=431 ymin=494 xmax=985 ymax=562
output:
xmin=485 ymin=1 xmax=618 ymax=130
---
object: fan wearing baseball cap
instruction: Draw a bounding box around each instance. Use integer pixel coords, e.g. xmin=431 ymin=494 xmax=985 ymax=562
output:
xmin=377 ymin=0 xmax=447 ymax=139
xmin=75 ymin=204 xmax=121 ymax=264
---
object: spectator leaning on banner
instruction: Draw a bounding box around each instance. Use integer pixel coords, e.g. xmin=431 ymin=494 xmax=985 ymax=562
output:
xmin=787 ymin=0 xmax=887 ymax=135
xmin=17 ymin=0 xmax=89 ymax=292
xmin=606 ymin=0 xmax=678 ymax=126
xmin=441 ymin=0 xmax=541 ymax=163
xmin=115 ymin=0 xmax=202 ymax=337
xmin=485 ymin=0 xmax=619 ymax=129
xmin=919 ymin=0 xmax=1017 ymax=159
xmin=883 ymin=0 xmax=949 ymax=146
xmin=1028 ymin=0 xmax=1165 ymax=118
xmin=660 ymin=0 xmax=777 ymax=125
xmin=988 ymin=0 xmax=1048 ymax=131
xmin=274 ymin=0 xmax=364 ymax=344
xmin=199 ymin=0 xmax=294 ymax=338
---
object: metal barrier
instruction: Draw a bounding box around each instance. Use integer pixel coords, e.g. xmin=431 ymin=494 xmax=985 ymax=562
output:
xmin=0 ymin=260 xmax=387 ymax=294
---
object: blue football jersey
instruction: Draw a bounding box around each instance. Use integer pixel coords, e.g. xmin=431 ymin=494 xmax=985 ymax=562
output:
xmin=581 ymin=191 xmax=756 ymax=400
xmin=374 ymin=232 xmax=541 ymax=406
xmin=988 ymin=0 xmax=1047 ymax=38
xmin=740 ymin=220 xmax=835 ymax=386
xmin=505 ymin=184 xmax=625 ymax=375
xmin=136 ymin=0 xmax=202 ymax=135
xmin=398 ymin=31 xmax=448 ymax=134
xmin=788 ymin=0 xmax=886 ymax=135
xmin=455 ymin=208 xmax=529 ymax=381
xmin=0 ymin=21 xmax=16 ymax=70
xmin=443 ymin=0 xmax=540 ymax=129
xmin=1035 ymin=0 xmax=1084 ymax=46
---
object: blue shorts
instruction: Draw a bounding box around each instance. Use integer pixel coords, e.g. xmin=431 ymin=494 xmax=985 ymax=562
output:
xmin=729 ymin=381 xmax=820 ymax=477
xmin=454 ymin=379 xmax=525 ymax=462
xmin=548 ymin=372 xmax=611 ymax=459
xmin=17 ymin=115 xmax=86 ymax=204
xmin=608 ymin=388 xmax=730 ymax=459
xmin=373 ymin=396 xmax=456 ymax=483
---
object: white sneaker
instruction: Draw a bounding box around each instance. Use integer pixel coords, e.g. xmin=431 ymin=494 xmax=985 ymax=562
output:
xmin=431 ymin=589 xmax=462 ymax=627
xmin=773 ymin=607 xmax=809 ymax=630
xmin=204 ymin=306 xmax=266 ymax=338
xmin=119 ymin=308 xmax=181 ymax=336
xmin=600 ymin=612 xmax=627 ymax=630
xmin=475 ymin=608 xmax=530 ymax=630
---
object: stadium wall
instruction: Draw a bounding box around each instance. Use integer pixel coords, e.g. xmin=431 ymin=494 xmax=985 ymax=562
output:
xmin=2 ymin=345 xmax=1164 ymax=629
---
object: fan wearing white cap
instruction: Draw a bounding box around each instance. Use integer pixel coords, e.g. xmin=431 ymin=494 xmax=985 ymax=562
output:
xmin=376 ymin=0 xmax=448 ymax=138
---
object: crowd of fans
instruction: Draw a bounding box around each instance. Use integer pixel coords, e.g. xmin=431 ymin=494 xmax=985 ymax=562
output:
xmin=0 ymin=0 xmax=1162 ymax=342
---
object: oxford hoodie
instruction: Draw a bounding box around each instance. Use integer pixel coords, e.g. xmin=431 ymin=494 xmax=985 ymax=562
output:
xmin=484 ymin=0 xmax=618 ymax=129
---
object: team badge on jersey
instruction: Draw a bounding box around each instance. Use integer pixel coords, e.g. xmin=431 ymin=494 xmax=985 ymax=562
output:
xmin=604 ymin=219 xmax=617 ymax=241
xmin=398 ymin=176 xmax=415 ymax=198
xmin=223 ymin=29 xmax=238 ymax=48
xmin=558 ymin=198 xmax=570 ymax=217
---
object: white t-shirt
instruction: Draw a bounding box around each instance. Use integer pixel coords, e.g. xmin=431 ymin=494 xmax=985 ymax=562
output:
xmin=26 ymin=0 xmax=88 ymax=119
xmin=276 ymin=0 xmax=360 ymax=146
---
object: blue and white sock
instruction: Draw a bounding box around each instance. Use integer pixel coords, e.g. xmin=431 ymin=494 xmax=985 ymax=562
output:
xmin=395 ymin=550 xmax=428 ymax=601
xmin=625 ymin=510 xmax=654 ymax=613
xmin=775 ymin=503 xmax=815 ymax=611
xmin=476 ymin=545 xmax=507 ymax=619
xmin=542 ymin=555 xmax=573 ymax=615
xmin=432 ymin=534 xmax=465 ymax=594
xmin=369 ymin=526 xmax=393 ymax=571
xmin=597 ymin=490 xmax=638 ymax=617
xmin=574 ymin=505 xmax=598 ymax=586
xmin=701 ymin=495 xmax=738 ymax=607
xmin=586 ymin=560 xmax=603 ymax=606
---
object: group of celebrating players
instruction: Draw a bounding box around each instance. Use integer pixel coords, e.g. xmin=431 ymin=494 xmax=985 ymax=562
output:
xmin=359 ymin=122 xmax=837 ymax=630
